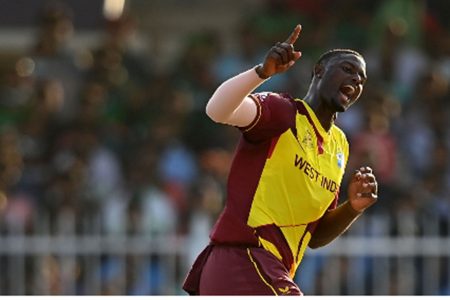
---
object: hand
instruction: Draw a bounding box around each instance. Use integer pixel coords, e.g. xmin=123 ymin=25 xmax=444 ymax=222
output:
xmin=347 ymin=166 xmax=378 ymax=213
xmin=256 ymin=24 xmax=302 ymax=79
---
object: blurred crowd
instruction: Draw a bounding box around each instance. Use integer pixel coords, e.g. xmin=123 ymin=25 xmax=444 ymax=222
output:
xmin=0 ymin=0 xmax=449 ymax=295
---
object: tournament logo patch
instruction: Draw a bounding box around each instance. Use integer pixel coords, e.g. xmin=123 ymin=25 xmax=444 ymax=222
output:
xmin=301 ymin=130 xmax=314 ymax=149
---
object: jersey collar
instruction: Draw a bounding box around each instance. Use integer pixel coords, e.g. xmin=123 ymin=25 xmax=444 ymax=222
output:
xmin=295 ymin=100 xmax=332 ymax=155
xmin=297 ymin=100 xmax=331 ymax=142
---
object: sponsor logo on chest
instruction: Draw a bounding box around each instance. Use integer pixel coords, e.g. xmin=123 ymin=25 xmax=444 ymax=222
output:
xmin=294 ymin=154 xmax=338 ymax=193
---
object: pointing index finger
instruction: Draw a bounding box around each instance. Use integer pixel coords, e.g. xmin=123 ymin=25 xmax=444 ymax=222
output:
xmin=285 ymin=24 xmax=302 ymax=45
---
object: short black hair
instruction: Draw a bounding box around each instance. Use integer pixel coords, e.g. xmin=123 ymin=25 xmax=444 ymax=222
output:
xmin=312 ymin=49 xmax=364 ymax=78
xmin=316 ymin=48 xmax=364 ymax=66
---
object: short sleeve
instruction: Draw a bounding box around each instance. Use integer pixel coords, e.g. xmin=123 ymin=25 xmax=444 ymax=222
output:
xmin=239 ymin=92 xmax=296 ymax=143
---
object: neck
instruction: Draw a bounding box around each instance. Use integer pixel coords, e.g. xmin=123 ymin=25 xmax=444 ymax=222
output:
xmin=304 ymin=93 xmax=336 ymax=132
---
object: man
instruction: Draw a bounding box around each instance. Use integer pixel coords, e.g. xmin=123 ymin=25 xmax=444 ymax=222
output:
xmin=183 ymin=24 xmax=378 ymax=295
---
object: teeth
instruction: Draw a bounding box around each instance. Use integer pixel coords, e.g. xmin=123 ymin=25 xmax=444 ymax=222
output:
xmin=341 ymin=85 xmax=355 ymax=97
xmin=342 ymin=85 xmax=355 ymax=93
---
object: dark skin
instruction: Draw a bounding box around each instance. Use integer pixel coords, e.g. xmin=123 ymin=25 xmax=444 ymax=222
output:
xmin=306 ymin=53 xmax=367 ymax=130
xmin=256 ymin=25 xmax=377 ymax=246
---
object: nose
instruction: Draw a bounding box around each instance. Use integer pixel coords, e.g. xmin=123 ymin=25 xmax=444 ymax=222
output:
xmin=351 ymin=73 xmax=363 ymax=85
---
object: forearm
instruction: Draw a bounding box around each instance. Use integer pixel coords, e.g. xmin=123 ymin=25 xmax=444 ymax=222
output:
xmin=205 ymin=67 xmax=268 ymax=127
xmin=309 ymin=201 xmax=362 ymax=249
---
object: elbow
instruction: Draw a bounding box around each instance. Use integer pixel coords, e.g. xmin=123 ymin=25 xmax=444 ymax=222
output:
xmin=308 ymin=238 xmax=328 ymax=249
xmin=205 ymin=100 xmax=226 ymax=123
xmin=205 ymin=101 xmax=216 ymax=121
xmin=308 ymin=241 xmax=322 ymax=249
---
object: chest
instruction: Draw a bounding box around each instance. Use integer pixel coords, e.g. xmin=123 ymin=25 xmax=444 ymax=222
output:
xmin=269 ymin=123 xmax=346 ymax=190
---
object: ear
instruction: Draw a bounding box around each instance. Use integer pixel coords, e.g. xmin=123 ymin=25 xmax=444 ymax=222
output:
xmin=314 ymin=64 xmax=324 ymax=79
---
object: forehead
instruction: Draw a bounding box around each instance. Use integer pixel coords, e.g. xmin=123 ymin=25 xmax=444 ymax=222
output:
xmin=328 ymin=53 xmax=366 ymax=69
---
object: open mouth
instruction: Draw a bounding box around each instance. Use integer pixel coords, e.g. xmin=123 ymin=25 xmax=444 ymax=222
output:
xmin=339 ymin=85 xmax=356 ymax=102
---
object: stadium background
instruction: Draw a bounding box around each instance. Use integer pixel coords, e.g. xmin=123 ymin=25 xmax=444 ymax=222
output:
xmin=0 ymin=0 xmax=448 ymax=295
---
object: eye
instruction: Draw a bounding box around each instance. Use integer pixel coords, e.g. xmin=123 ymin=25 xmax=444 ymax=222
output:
xmin=342 ymin=65 xmax=353 ymax=73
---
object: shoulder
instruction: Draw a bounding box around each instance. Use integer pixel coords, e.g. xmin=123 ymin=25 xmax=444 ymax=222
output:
xmin=248 ymin=92 xmax=297 ymax=121
xmin=251 ymin=92 xmax=295 ymax=103
xmin=241 ymin=92 xmax=297 ymax=141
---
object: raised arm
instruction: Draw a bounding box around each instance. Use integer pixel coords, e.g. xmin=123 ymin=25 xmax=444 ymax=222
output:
xmin=206 ymin=25 xmax=303 ymax=127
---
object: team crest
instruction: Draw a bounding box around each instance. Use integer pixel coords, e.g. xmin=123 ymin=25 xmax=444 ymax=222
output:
xmin=336 ymin=152 xmax=344 ymax=169
xmin=301 ymin=130 xmax=314 ymax=149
